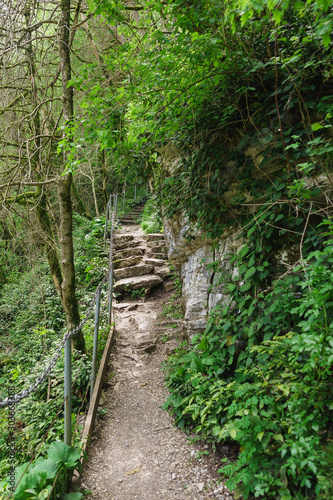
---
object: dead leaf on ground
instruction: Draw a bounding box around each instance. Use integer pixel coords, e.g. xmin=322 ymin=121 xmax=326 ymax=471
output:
xmin=125 ymin=464 xmax=142 ymax=475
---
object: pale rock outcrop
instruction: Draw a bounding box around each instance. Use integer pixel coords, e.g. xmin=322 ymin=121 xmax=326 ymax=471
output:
xmin=164 ymin=215 xmax=244 ymax=336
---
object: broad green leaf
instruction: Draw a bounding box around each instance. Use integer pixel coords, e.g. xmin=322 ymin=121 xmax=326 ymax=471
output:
xmin=230 ymin=428 xmax=237 ymax=439
xmin=240 ymin=282 xmax=252 ymax=292
xmin=62 ymin=493 xmax=83 ymax=500
xmin=244 ymin=267 xmax=256 ymax=280
xmin=272 ymin=9 xmax=283 ymax=24
xmin=257 ymin=431 xmax=265 ymax=441
xmin=47 ymin=441 xmax=81 ymax=469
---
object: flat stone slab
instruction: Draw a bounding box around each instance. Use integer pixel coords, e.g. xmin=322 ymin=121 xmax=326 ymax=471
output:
xmin=115 ymin=235 xmax=134 ymax=243
xmin=145 ymin=233 xmax=165 ymax=242
xmin=113 ymin=255 xmax=142 ymax=269
xmin=148 ymin=252 xmax=168 ymax=260
xmin=114 ymin=241 xmax=140 ymax=251
xmin=146 ymin=240 xmax=165 ymax=248
xmin=163 ymin=281 xmax=176 ymax=292
xmin=113 ymin=302 xmax=131 ymax=309
xmin=148 ymin=244 xmax=167 ymax=253
xmin=154 ymin=266 xmax=171 ymax=278
xmin=114 ymin=264 xmax=154 ymax=280
xmin=144 ymin=258 xmax=166 ymax=267
xmin=114 ymin=247 xmax=144 ymax=260
xmin=114 ymin=275 xmax=163 ymax=292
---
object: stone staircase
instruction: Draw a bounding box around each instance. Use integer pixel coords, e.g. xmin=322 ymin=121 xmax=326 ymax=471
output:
xmin=113 ymin=232 xmax=171 ymax=296
xmin=111 ymin=228 xmax=184 ymax=354
xmin=118 ymin=204 xmax=144 ymax=225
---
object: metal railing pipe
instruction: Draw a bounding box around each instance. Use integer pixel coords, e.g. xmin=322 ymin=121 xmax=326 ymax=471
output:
xmin=90 ymin=287 xmax=101 ymax=401
xmin=107 ymin=264 xmax=114 ymax=325
xmin=64 ymin=338 xmax=72 ymax=446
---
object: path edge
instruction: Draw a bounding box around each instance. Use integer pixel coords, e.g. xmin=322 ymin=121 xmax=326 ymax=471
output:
xmin=72 ymin=316 xmax=115 ymax=488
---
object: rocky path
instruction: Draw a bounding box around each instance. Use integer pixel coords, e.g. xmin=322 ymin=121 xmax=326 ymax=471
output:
xmin=81 ymin=221 xmax=233 ymax=500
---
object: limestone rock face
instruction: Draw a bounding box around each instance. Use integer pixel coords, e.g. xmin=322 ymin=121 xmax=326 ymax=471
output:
xmin=113 ymin=274 xmax=163 ymax=292
xmin=163 ymin=214 xmax=226 ymax=267
xmin=164 ymin=213 xmax=244 ymax=336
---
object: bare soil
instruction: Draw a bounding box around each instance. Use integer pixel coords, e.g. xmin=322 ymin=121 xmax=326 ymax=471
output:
xmin=81 ymin=225 xmax=234 ymax=500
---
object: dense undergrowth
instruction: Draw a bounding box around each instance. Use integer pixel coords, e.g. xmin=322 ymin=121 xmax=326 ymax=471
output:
xmin=140 ymin=195 xmax=163 ymax=234
xmin=163 ymin=231 xmax=333 ymax=499
xmin=0 ymin=212 xmax=116 ymax=498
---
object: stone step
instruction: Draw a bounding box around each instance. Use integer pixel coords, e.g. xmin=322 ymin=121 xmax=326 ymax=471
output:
xmin=114 ymin=264 xmax=154 ymax=280
xmin=147 ymin=244 xmax=167 ymax=253
xmin=113 ymin=274 xmax=163 ymax=292
xmin=148 ymin=252 xmax=168 ymax=260
xmin=115 ymin=235 xmax=134 ymax=244
xmin=114 ymin=240 xmax=141 ymax=251
xmin=155 ymin=326 xmax=181 ymax=334
xmin=164 ymin=340 xmax=179 ymax=355
xmin=113 ymin=255 xmax=142 ymax=269
xmin=146 ymin=240 xmax=166 ymax=248
xmin=145 ymin=233 xmax=165 ymax=242
xmin=114 ymin=247 xmax=144 ymax=260
xmin=120 ymin=220 xmax=139 ymax=225
xmin=154 ymin=266 xmax=171 ymax=279
xmin=144 ymin=258 xmax=166 ymax=267
xmin=163 ymin=281 xmax=176 ymax=292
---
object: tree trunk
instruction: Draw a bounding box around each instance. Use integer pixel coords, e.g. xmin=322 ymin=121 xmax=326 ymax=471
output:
xmin=59 ymin=0 xmax=85 ymax=353
xmin=36 ymin=191 xmax=63 ymax=300
xmin=58 ymin=173 xmax=85 ymax=352
xmin=0 ymin=263 xmax=6 ymax=284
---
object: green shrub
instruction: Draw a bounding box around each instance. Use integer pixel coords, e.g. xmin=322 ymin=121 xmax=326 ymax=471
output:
xmin=140 ymin=196 xmax=162 ymax=234
xmin=0 ymin=440 xmax=83 ymax=500
xmin=163 ymin=236 xmax=333 ymax=498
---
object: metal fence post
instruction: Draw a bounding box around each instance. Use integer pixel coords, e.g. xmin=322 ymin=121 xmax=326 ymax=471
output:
xmin=107 ymin=264 xmax=114 ymax=325
xmin=64 ymin=337 xmax=71 ymax=446
xmin=107 ymin=194 xmax=117 ymax=325
xmin=90 ymin=287 xmax=101 ymax=401
xmin=114 ymin=193 xmax=118 ymax=214
xmin=103 ymin=201 xmax=109 ymax=246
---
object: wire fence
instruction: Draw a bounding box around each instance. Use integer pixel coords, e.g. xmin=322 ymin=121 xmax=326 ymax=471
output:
xmin=0 ymin=193 xmax=119 ymax=499
xmin=0 ymin=275 xmax=107 ymax=409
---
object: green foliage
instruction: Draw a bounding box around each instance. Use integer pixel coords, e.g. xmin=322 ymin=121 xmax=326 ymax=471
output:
xmin=163 ymin=233 xmax=333 ymax=498
xmin=130 ymin=288 xmax=145 ymax=299
xmin=0 ymin=441 xmax=83 ymax=500
xmin=60 ymin=1 xmax=333 ymax=497
xmin=140 ymin=196 xmax=162 ymax=234
xmin=0 ymin=215 xmax=107 ymax=484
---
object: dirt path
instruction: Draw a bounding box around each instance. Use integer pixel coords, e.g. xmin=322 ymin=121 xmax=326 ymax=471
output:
xmin=81 ymin=225 xmax=233 ymax=500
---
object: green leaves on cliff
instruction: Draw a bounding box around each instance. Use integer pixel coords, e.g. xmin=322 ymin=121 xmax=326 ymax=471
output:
xmin=163 ymin=235 xmax=333 ymax=498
